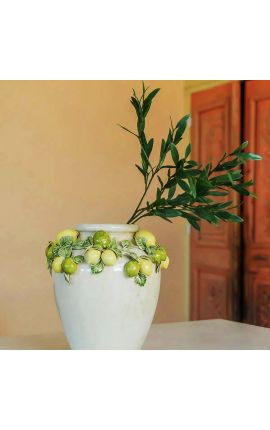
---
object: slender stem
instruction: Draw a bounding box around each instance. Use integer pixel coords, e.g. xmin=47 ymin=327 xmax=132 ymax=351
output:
xmin=127 ymin=171 xmax=157 ymax=224
xmin=130 ymin=213 xmax=149 ymax=224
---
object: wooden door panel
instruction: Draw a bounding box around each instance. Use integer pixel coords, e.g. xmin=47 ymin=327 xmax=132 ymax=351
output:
xmin=244 ymin=81 xmax=270 ymax=326
xmin=245 ymin=274 xmax=270 ymax=327
xmin=194 ymin=268 xmax=230 ymax=319
xmin=190 ymin=82 xmax=241 ymax=321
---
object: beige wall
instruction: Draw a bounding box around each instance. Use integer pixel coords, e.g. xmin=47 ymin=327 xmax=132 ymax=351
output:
xmin=0 ymin=80 xmax=189 ymax=336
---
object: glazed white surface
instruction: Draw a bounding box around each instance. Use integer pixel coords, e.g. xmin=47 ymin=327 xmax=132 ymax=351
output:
xmin=53 ymin=224 xmax=161 ymax=349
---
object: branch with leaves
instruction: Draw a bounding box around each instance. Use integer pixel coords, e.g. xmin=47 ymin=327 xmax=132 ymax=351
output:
xmin=119 ymin=83 xmax=262 ymax=230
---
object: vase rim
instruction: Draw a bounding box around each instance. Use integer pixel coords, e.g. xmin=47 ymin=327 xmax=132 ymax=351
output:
xmin=76 ymin=223 xmax=139 ymax=233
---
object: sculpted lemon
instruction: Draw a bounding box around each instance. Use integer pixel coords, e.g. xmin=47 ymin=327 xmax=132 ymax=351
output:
xmin=85 ymin=249 xmax=101 ymax=265
xmin=52 ymin=256 xmax=64 ymax=273
xmin=93 ymin=230 xmax=111 ymax=248
xmin=160 ymin=256 xmax=170 ymax=269
xmin=139 ymin=258 xmax=153 ymax=276
xmin=56 ymin=229 xmax=78 ymax=244
xmin=62 ymin=258 xmax=77 ymax=275
xmin=124 ymin=260 xmax=140 ymax=277
xmin=46 ymin=242 xmax=54 ymax=260
xmin=152 ymin=247 xmax=167 ymax=264
xmin=134 ymin=230 xmax=156 ymax=247
xmin=101 ymin=250 xmax=117 ymax=266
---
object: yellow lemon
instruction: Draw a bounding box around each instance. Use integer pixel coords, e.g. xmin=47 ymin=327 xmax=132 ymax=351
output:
xmin=134 ymin=230 xmax=156 ymax=247
xmin=139 ymin=258 xmax=153 ymax=276
xmin=85 ymin=248 xmax=101 ymax=265
xmin=160 ymin=256 xmax=170 ymax=269
xmin=56 ymin=229 xmax=78 ymax=244
xmin=45 ymin=242 xmax=54 ymax=259
xmin=101 ymin=250 xmax=117 ymax=266
xmin=52 ymin=256 xmax=64 ymax=273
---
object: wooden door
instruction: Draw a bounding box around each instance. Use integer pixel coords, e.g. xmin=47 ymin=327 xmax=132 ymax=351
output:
xmin=244 ymin=81 xmax=270 ymax=327
xmin=190 ymin=82 xmax=241 ymax=321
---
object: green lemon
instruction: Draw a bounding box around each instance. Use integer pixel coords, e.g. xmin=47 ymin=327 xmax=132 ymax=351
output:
xmin=101 ymin=250 xmax=117 ymax=266
xmin=45 ymin=242 xmax=54 ymax=260
xmin=52 ymin=256 xmax=64 ymax=273
xmin=160 ymin=256 xmax=170 ymax=269
xmin=139 ymin=258 xmax=153 ymax=276
xmin=93 ymin=230 xmax=111 ymax=248
xmin=62 ymin=258 xmax=77 ymax=275
xmin=56 ymin=229 xmax=78 ymax=244
xmin=134 ymin=230 xmax=156 ymax=247
xmin=85 ymin=248 xmax=101 ymax=265
xmin=124 ymin=260 xmax=140 ymax=277
xmin=152 ymin=247 xmax=167 ymax=264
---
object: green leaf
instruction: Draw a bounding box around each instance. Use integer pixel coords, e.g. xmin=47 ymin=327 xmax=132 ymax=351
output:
xmin=154 ymin=214 xmax=173 ymax=223
xmin=91 ymin=262 xmax=105 ymax=274
xmin=157 ymin=175 xmax=164 ymax=188
xmin=207 ymin=190 xmax=228 ymax=196
xmin=142 ymin=88 xmax=160 ymax=116
xmin=141 ymin=148 xmax=149 ymax=173
xmin=187 ymin=218 xmax=200 ymax=231
xmin=174 ymin=114 xmax=190 ymax=144
xmin=232 ymin=141 xmax=249 ymax=155
xmin=154 ymin=208 xmax=182 ymax=218
xmin=185 ymin=160 xmax=198 ymax=167
xmin=131 ymin=96 xmax=142 ymax=118
xmin=185 ymin=143 xmax=192 ymax=159
xmin=58 ymin=246 xmax=72 ymax=258
xmin=73 ymin=255 xmax=84 ymax=264
xmin=178 ymin=179 xmax=190 ymax=193
xmin=118 ymin=124 xmax=138 ymax=138
xmin=171 ymin=144 xmax=179 ymax=165
xmin=239 ymin=152 xmax=262 ymax=161
xmin=64 ymin=273 xmax=70 ymax=284
xmin=168 ymin=193 xmax=191 ymax=206
xmin=146 ymin=138 xmax=154 ymax=156
xmin=159 ymin=139 xmax=167 ymax=165
xmin=135 ymin=164 xmax=145 ymax=176
xmin=135 ymin=273 xmax=147 ymax=287
xmin=216 ymin=211 xmax=243 ymax=222
xmin=59 ymin=236 xmax=73 ymax=246
xmin=193 ymin=207 xmax=219 ymax=224
xmin=168 ymin=184 xmax=176 ymax=199
xmin=188 ymin=177 xmax=196 ymax=198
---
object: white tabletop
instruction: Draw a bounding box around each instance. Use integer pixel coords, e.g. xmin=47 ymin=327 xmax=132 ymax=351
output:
xmin=1 ymin=319 xmax=270 ymax=350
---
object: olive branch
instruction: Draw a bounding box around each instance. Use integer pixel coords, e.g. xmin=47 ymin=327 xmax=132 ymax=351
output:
xmin=119 ymin=83 xmax=262 ymax=229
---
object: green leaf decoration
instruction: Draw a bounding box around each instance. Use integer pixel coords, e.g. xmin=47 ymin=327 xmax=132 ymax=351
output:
xmin=135 ymin=273 xmax=147 ymax=287
xmin=73 ymin=255 xmax=84 ymax=264
xmin=59 ymin=236 xmax=73 ymax=246
xmin=91 ymin=262 xmax=105 ymax=274
xmin=72 ymin=240 xmax=85 ymax=250
xmin=64 ymin=273 xmax=71 ymax=284
xmin=58 ymin=246 xmax=72 ymax=258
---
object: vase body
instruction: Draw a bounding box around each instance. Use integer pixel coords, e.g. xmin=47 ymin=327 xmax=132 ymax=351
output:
xmin=53 ymin=224 xmax=161 ymax=349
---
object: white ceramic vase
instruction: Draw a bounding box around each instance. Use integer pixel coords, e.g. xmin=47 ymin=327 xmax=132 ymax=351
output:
xmin=53 ymin=224 xmax=161 ymax=350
